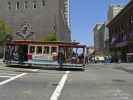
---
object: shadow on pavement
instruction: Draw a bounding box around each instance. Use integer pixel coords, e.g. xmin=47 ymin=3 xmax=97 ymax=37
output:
xmin=115 ymin=66 xmax=133 ymax=74
xmin=5 ymin=65 xmax=84 ymax=72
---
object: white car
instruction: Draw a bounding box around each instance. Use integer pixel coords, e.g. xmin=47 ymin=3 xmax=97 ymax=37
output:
xmin=95 ymin=56 xmax=105 ymax=63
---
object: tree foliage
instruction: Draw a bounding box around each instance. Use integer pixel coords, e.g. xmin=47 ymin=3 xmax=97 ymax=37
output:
xmin=0 ymin=18 xmax=12 ymax=44
xmin=42 ymin=32 xmax=58 ymax=41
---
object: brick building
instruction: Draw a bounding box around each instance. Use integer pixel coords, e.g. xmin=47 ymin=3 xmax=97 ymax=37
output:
xmin=107 ymin=1 xmax=133 ymax=62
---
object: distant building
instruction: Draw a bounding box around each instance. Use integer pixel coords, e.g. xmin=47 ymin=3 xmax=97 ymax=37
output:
xmin=104 ymin=22 xmax=109 ymax=50
xmin=107 ymin=1 xmax=133 ymax=62
xmin=93 ymin=24 xmax=102 ymax=50
xmin=93 ymin=23 xmax=105 ymax=55
xmin=0 ymin=0 xmax=71 ymax=41
xmin=104 ymin=5 xmax=124 ymax=53
xmin=107 ymin=5 xmax=124 ymax=22
xmin=86 ymin=46 xmax=95 ymax=56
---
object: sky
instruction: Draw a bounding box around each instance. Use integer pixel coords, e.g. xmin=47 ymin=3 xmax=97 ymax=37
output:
xmin=71 ymin=0 xmax=129 ymax=46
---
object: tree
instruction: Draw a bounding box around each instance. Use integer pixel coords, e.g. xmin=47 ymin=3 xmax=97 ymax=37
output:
xmin=0 ymin=19 xmax=12 ymax=57
xmin=42 ymin=32 xmax=58 ymax=41
xmin=0 ymin=18 xmax=12 ymax=44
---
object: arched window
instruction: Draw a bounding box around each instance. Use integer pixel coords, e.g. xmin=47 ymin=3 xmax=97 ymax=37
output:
xmin=33 ymin=1 xmax=37 ymax=8
xmin=42 ymin=0 xmax=45 ymax=6
xmin=16 ymin=1 xmax=20 ymax=9
xmin=24 ymin=1 xmax=28 ymax=9
xmin=8 ymin=1 xmax=11 ymax=10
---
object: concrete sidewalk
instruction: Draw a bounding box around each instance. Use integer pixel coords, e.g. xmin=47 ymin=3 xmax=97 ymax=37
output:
xmin=115 ymin=63 xmax=133 ymax=73
xmin=0 ymin=59 xmax=3 ymax=64
xmin=87 ymin=63 xmax=133 ymax=73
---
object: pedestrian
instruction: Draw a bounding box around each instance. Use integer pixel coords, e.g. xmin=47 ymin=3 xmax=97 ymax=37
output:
xmin=58 ymin=51 xmax=65 ymax=68
xmin=71 ymin=51 xmax=77 ymax=64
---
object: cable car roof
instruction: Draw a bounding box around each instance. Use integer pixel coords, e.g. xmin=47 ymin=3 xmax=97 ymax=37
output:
xmin=6 ymin=40 xmax=83 ymax=46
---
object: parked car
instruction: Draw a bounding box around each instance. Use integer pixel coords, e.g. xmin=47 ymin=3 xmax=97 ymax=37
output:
xmin=94 ymin=56 xmax=105 ymax=63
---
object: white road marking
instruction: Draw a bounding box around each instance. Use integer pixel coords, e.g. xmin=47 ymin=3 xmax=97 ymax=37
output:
xmin=22 ymin=69 xmax=39 ymax=72
xmin=50 ymin=71 xmax=70 ymax=100
xmin=7 ymin=74 xmax=18 ymax=76
xmin=113 ymin=88 xmax=130 ymax=100
xmin=0 ymin=76 xmax=12 ymax=78
xmin=31 ymin=69 xmax=39 ymax=72
xmin=0 ymin=73 xmax=27 ymax=86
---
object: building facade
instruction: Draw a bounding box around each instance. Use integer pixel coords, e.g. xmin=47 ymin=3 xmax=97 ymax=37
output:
xmin=93 ymin=24 xmax=105 ymax=55
xmin=0 ymin=0 xmax=71 ymax=41
xmin=107 ymin=5 xmax=124 ymax=22
xmin=107 ymin=1 xmax=133 ymax=62
xmin=104 ymin=5 xmax=124 ymax=53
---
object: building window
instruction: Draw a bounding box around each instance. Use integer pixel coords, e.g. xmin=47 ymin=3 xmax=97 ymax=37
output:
xmin=8 ymin=1 xmax=11 ymax=10
xmin=130 ymin=16 xmax=133 ymax=24
xmin=42 ymin=0 xmax=45 ymax=6
xmin=16 ymin=1 xmax=20 ymax=9
xmin=33 ymin=1 xmax=37 ymax=8
xmin=24 ymin=1 xmax=28 ymax=9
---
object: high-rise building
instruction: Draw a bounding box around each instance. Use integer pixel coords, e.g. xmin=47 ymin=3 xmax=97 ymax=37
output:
xmin=93 ymin=23 xmax=105 ymax=54
xmin=0 ymin=0 xmax=71 ymax=41
xmin=104 ymin=5 xmax=124 ymax=52
xmin=107 ymin=5 xmax=124 ymax=22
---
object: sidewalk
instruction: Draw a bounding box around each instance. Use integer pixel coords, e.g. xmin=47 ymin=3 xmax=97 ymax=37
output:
xmin=0 ymin=59 xmax=3 ymax=64
xmin=115 ymin=63 xmax=133 ymax=73
xmin=87 ymin=63 xmax=133 ymax=73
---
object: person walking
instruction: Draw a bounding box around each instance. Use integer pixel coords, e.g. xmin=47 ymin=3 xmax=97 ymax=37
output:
xmin=58 ymin=51 xmax=65 ymax=69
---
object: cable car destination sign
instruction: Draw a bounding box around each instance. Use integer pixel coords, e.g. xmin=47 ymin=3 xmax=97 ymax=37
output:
xmin=16 ymin=23 xmax=34 ymax=39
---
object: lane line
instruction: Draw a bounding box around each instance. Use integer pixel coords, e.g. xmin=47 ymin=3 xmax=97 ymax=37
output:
xmin=50 ymin=71 xmax=70 ymax=100
xmin=7 ymin=74 xmax=18 ymax=76
xmin=0 ymin=76 xmax=12 ymax=78
xmin=31 ymin=69 xmax=39 ymax=72
xmin=0 ymin=73 xmax=27 ymax=86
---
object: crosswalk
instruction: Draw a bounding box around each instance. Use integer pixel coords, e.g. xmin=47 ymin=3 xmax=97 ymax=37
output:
xmin=0 ymin=73 xmax=18 ymax=79
xmin=0 ymin=68 xmax=39 ymax=86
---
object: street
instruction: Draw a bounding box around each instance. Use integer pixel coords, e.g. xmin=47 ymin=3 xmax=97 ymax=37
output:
xmin=0 ymin=64 xmax=132 ymax=100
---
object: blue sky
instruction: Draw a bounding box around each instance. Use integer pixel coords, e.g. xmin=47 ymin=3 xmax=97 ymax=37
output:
xmin=71 ymin=0 xmax=128 ymax=46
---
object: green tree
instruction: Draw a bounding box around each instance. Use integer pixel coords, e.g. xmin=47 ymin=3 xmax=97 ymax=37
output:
xmin=42 ymin=32 xmax=58 ymax=41
xmin=0 ymin=18 xmax=12 ymax=44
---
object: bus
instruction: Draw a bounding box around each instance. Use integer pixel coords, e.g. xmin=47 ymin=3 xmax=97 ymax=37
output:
xmin=3 ymin=40 xmax=86 ymax=69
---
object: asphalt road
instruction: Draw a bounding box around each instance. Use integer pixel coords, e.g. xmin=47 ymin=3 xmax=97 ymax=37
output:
xmin=0 ymin=64 xmax=132 ymax=100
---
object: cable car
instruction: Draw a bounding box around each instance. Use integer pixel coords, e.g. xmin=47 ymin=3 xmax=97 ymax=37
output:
xmin=3 ymin=40 xmax=86 ymax=69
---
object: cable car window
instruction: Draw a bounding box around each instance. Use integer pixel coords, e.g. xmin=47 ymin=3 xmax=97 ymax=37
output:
xmin=43 ymin=46 xmax=49 ymax=54
xmin=37 ymin=46 xmax=42 ymax=54
xmin=29 ymin=46 xmax=35 ymax=53
xmin=51 ymin=47 xmax=57 ymax=54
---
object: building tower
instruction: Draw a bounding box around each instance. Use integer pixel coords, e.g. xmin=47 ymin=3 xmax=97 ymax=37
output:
xmin=0 ymin=0 xmax=71 ymax=41
xmin=107 ymin=5 xmax=124 ymax=22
